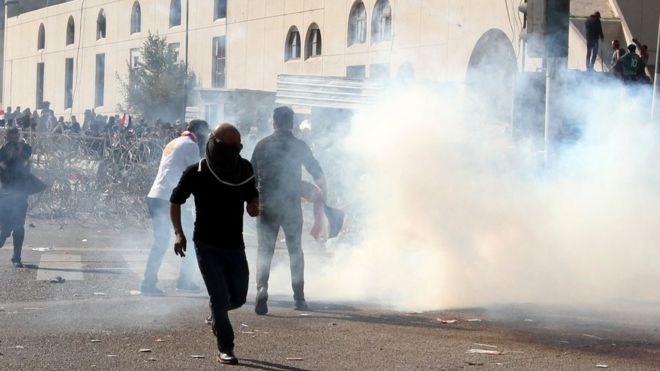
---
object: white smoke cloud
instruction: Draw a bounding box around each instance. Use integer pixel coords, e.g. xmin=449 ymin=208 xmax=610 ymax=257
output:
xmin=302 ymin=80 xmax=660 ymax=312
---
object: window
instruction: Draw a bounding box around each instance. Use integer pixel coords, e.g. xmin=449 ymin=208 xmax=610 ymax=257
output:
xmin=66 ymin=16 xmax=75 ymax=45
xmin=130 ymin=48 xmax=142 ymax=69
xmin=370 ymin=64 xmax=390 ymax=80
xmin=64 ymin=58 xmax=74 ymax=109
xmin=170 ymin=0 xmax=181 ymax=27
xmin=285 ymin=26 xmax=301 ymax=61
xmin=37 ymin=23 xmax=45 ymax=50
xmin=36 ymin=63 xmax=45 ymax=108
xmin=346 ymin=65 xmax=366 ymax=79
xmin=305 ymin=24 xmax=322 ymax=59
xmin=348 ymin=1 xmax=367 ymax=46
xmin=214 ymin=0 xmax=227 ymax=20
xmin=169 ymin=42 xmax=181 ymax=60
xmin=204 ymin=104 xmax=219 ymax=124
xmin=95 ymin=54 xmax=105 ymax=107
xmin=372 ymin=0 xmax=392 ymax=43
xmin=131 ymin=1 xmax=141 ymax=34
xmin=97 ymin=9 xmax=106 ymax=40
xmin=212 ymin=36 xmax=226 ymax=88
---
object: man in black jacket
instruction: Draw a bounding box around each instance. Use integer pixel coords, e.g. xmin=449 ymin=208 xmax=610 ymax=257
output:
xmin=170 ymin=123 xmax=259 ymax=365
xmin=251 ymin=106 xmax=327 ymax=314
xmin=585 ymin=11 xmax=604 ymax=71
xmin=0 ymin=128 xmax=33 ymax=268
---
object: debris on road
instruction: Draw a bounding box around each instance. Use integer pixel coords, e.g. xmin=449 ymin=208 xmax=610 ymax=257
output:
xmin=23 ymin=307 xmax=44 ymax=310
xmin=299 ymin=313 xmax=310 ymax=316
xmin=129 ymin=290 xmax=141 ymax=296
xmin=438 ymin=319 xmax=458 ymax=324
xmin=93 ymin=292 xmax=107 ymax=296
xmin=15 ymin=346 xmax=24 ymax=349
xmin=596 ymin=365 xmax=609 ymax=369
xmin=466 ymin=349 xmax=503 ymax=355
xmin=138 ymin=349 xmax=152 ymax=353
xmin=286 ymin=357 xmax=304 ymax=361
xmin=155 ymin=339 xmax=165 ymax=342
xmin=466 ymin=319 xmax=482 ymax=322
xmin=50 ymin=276 xmax=65 ymax=284
xmin=147 ymin=358 xmax=157 ymax=362
xmin=32 ymin=247 xmax=55 ymax=252
xmin=82 ymin=239 xmax=88 ymax=242
xmin=29 ymin=223 xmax=36 ymax=228
xmin=523 ymin=318 xmax=535 ymax=322
xmin=473 ymin=343 xmax=498 ymax=349
xmin=583 ymin=334 xmax=604 ymax=340
xmin=466 ymin=361 xmax=485 ymax=366
xmin=190 ymin=355 xmax=205 ymax=359
xmin=106 ymin=355 xmax=118 ymax=358
xmin=90 ymin=339 xmax=101 ymax=343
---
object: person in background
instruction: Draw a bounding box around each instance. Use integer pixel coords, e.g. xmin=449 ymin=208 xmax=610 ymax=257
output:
xmin=141 ymin=119 xmax=209 ymax=296
xmin=632 ymin=38 xmax=649 ymax=65
xmin=251 ymin=106 xmax=327 ymax=314
xmin=0 ymin=128 xmax=34 ymax=267
xmin=616 ymin=44 xmax=644 ymax=83
xmin=585 ymin=11 xmax=604 ymax=71
xmin=170 ymin=123 xmax=259 ymax=365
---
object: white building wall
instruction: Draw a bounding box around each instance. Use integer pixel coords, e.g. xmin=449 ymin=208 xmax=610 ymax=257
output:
xmin=3 ymin=0 xmax=525 ymax=118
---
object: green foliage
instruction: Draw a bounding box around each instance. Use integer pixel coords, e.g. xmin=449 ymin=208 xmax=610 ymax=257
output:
xmin=118 ymin=33 xmax=195 ymax=123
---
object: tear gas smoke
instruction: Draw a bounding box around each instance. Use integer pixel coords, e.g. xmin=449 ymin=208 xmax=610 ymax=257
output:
xmin=292 ymin=80 xmax=660 ymax=312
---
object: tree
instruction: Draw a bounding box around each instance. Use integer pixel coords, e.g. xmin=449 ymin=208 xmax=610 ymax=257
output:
xmin=119 ymin=33 xmax=195 ymax=123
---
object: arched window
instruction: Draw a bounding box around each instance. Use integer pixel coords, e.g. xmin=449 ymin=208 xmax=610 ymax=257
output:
xmin=37 ymin=23 xmax=45 ymax=50
xmin=214 ymin=0 xmax=227 ymax=20
xmin=305 ymin=24 xmax=322 ymax=59
xmin=97 ymin=9 xmax=106 ymax=40
xmin=285 ymin=26 xmax=301 ymax=61
xmin=371 ymin=0 xmax=392 ymax=43
xmin=131 ymin=1 xmax=141 ymax=34
xmin=348 ymin=1 xmax=367 ymax=46
xmin=170 ymin=0 xmax=181 ymax=27
xmin=66 ymin=16 xmax=75 ymax=45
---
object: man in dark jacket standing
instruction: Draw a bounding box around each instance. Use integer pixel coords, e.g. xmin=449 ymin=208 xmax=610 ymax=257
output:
xmin=0 ymin=128 xmax=33 ymax=267
xmin=251 ymin=106 xmax=327 ymax=315
xmin=171 ymin=123 xmax=259 ymax=365
xmin=585 ymin=11 xmax=604 ymax=71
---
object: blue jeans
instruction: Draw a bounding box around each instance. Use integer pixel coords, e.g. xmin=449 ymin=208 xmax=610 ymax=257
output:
xmin=195 ymin=241 xmax=249 ymax=353
xmin=586 ymin=40 xmax=599 ymax=69
xmin=0 ymin=192 xmax=28 ymax=263
xmin=143 ymin=197 xmax=195 ymax=287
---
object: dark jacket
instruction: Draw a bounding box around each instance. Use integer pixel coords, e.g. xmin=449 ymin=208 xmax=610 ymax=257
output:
xmin=585 ymin=16 xmax=604 ymax=42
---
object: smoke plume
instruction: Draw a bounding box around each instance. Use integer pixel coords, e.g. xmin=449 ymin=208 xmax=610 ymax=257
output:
xmin=299 ymin=79 xmax=660 ymax=311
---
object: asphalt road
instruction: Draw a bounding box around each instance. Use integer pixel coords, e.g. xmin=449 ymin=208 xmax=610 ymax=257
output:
xmin=1 ymin=220 xmax=659 ymax=370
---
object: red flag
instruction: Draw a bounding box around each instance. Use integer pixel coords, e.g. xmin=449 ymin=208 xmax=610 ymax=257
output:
xmin=121 ymin=113 xmax=127 ymax=126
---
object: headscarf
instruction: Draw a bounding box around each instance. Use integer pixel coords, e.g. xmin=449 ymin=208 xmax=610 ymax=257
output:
xmin=204 ymin=136 xmax=253 ymax=186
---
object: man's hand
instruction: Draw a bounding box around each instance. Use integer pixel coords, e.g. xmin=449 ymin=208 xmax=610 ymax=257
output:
xmin=174 ymin=233 xmax=187 ymax=257
xmin=246 ymin=197 xmax=260 ymax=217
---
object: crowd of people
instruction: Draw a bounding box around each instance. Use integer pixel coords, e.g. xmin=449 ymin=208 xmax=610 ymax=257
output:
xmin=585 ymin=11 xmax=652 ymax=84
xmin=1 ymin=103 xmax=339 ymax=365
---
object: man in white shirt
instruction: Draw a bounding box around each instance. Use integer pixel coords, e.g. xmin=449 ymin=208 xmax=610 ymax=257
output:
xmin=141 ymin=120 xmax=209 ymax=296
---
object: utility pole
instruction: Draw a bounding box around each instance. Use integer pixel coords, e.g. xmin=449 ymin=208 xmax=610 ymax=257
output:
xmin=183 ymin=0 xmax=189 ymax=122
xmin=543 ymin=0 xmax=570 ymax=163
xmin=652 ymin=17 xmax=660 ymax=121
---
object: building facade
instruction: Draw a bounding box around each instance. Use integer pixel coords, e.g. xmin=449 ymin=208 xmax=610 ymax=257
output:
xmin=6 ymin=0 xmax=653 ymax=127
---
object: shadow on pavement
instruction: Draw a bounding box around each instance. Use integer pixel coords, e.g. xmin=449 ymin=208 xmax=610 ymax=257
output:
xmin=239 ymin=358 xmax=310 ymax=371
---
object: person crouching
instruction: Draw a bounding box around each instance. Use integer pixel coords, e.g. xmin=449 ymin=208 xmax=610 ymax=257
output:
xmin=170 ymin=123 xmax=259 ymax=365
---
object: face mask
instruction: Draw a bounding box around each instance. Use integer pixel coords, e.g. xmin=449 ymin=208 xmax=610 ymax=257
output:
xmin=206 ymin=136 xmax=243 ymax=171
